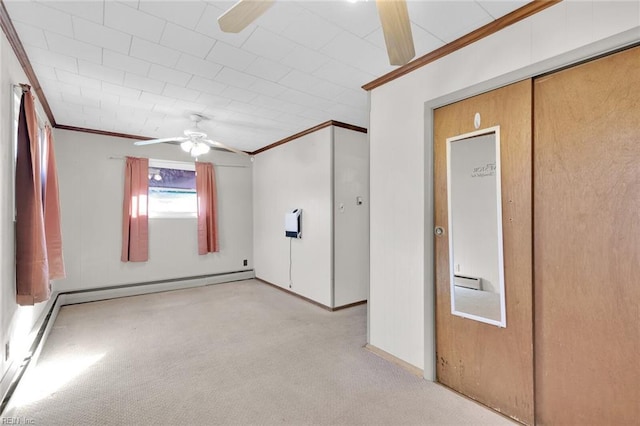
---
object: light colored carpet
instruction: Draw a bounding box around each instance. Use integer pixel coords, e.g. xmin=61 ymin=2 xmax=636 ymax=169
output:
xmin=3 ymin=279 xmax=513 ymax=425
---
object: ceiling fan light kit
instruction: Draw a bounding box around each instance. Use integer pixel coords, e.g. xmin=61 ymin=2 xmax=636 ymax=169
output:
xmin=181 ymin=140 xmax=211 ymax=158
xmin=134 ymin=113 xmax=249 ymax=158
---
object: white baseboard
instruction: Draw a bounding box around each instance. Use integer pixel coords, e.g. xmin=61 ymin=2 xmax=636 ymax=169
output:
xmin=0 ymin=270 xmax=254 ymax=412
xmin=365 ymin=344 xmax=424 ymax=378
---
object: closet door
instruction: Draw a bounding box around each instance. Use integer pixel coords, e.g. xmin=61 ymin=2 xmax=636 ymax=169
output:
xmin=534 ymin=46 xmax=640 ymax=424
xmin=434 ymin=80 xmax=533 ymax=424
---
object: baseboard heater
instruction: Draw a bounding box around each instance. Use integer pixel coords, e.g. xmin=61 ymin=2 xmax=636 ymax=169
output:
xmin=61 ymin=270 xmax=255 ymax=305
xmin=454 ymin=275 xmax=482 ymax=290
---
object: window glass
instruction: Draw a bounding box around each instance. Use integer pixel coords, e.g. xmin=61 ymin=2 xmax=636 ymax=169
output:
xmin=148 ymin=160 xmax=197 ymax=218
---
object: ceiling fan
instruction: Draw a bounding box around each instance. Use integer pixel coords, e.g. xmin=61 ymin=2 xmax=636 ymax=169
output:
xmin=134 ymin=114 xmax=248 ymax=157
xmin=218 ymin=0 xmax=415 ymax=66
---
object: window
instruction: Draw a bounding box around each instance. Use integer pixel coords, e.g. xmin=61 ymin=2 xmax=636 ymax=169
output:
xmin=148 ymin=159 xmax=197 ymax=218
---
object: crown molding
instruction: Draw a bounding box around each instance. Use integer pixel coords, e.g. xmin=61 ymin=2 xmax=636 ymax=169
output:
xmin=249 ymin=120 xmax=367 ymax=156
xmin=0 ymin=0 xmax=56 ymax=125
xmin=332 ymin=121 xmax=368 ymax=134
xmin=362 ymin=0 xmax=562 ymax=91
xmin=55 ymin=124 xmax=152 ymax=141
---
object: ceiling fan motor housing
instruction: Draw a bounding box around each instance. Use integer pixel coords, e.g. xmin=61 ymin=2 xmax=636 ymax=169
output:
xmin=184 ymin=128 xmax=207 ymax=139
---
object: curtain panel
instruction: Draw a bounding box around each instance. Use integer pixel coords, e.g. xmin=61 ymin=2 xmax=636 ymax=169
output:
xmin=43 ymin=126 xmax=66 ymax=280
xmin=121 ymin=156 xmax=149 ymax=262
xmin=15 ymin=88 xmax=49 ymax=305
xmin=195 ymin=162 xmax=219 ymax=254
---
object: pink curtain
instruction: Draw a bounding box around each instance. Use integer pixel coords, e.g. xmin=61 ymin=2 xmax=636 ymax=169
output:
xmin=15 ymin=87 xmax=49 ymax=305
xmin=43 ymin=126 xmax=66 ymax=280
xmin=196 ymin=162 xmax=219 ymax=254
xmin=121 ymin=156 xmax=149 ymax=262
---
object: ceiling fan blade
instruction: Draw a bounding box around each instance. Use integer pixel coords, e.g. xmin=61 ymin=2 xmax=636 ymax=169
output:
xmin=376 ymin=0 xmax=415 ymax=66
xmin=204 ymin=139 xmax=249 ymax=156
xmin=218 ymin=0 xmax=276 ymax=33
xmin=134 ymin=137 xmax=188 ymax=146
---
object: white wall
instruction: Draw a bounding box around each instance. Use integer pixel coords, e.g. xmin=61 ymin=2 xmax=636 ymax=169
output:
xmin=334 ymin=127 xmax=369 ymax=307
xmin=368 ymin=1 xmax=640 ymax=375
xmin=253 ymin=127 xmax=333 ymax=306
xmin=53 ymin=129 xmax=253 ymax=292
xmin=0 ymin=31 xmax=50 ymax=383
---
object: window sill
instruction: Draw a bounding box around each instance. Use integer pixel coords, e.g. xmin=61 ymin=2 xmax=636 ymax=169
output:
xmin=149 ymin=214 xmax=197 ymax=220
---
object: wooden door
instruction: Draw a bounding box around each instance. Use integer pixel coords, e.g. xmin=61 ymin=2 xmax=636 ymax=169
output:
xmin=434 ymin=80 xmax=534 ymax=424
xmin=533 ymin=46 xmax=640 ymax=424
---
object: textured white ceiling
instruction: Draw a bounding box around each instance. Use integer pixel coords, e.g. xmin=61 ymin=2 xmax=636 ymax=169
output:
xmin=4 ymin=0 xmax=527 ymax=152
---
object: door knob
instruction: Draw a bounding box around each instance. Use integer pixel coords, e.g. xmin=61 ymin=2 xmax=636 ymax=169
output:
xmin=434 ymin=226 xmax=445 ymax=236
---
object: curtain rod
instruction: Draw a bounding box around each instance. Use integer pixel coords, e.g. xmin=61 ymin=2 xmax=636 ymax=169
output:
xmin=107 ymin=156 xmax=249 ymax=168
xmin=13 ymin=83 xmax=49 ymax=127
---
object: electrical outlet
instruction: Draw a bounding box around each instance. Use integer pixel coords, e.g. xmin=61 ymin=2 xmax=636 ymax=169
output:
xmin=243 ymin=259 xmax=248 ymax=266
xmin=5 ymin=342 xmax=9 ymax=361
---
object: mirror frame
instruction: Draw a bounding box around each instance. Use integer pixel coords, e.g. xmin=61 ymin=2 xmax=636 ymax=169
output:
xmin=446 ymin=126 xmax=506 ymax=328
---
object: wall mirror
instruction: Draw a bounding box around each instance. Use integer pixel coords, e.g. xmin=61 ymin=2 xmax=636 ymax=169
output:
xmin=446 ymin=126 xmax=506 ymax=327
